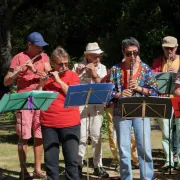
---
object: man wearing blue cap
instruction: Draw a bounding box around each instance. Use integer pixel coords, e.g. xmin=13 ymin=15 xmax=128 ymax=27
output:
xmin=4 ymin=32 xmax=51 ymax=179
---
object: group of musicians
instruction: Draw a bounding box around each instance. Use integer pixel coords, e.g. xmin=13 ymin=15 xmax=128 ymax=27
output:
xmin=2 ymin=32 xmax=180 ymax=180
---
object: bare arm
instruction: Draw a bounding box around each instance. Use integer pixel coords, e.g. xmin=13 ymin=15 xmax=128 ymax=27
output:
xmin=4 ymin=69 xmax=19 ymax=86
xmin=174 ymin=84 xmax=180 ymax=96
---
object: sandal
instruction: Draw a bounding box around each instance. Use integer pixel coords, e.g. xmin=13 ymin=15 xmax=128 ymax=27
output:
xmin=33 ymin=171 xmax=47 ymax=179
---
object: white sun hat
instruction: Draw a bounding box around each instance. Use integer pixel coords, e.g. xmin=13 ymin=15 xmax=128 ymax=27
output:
xmin=84 ymin=42 xmax=103 ymax=54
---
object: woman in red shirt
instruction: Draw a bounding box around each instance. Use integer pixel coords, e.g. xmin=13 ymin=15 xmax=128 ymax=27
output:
xmin=37 ymin=46 xmax=80 ymax=180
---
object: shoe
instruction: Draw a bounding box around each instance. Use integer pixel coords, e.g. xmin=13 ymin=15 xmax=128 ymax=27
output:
xmin=78 ymin=165 xmax=83 ymax=178
xmin=93 ymin=167 xmax=109 ymax=178
xmin=132 ymin=163 xmax=139 ymax=169
xmin=33 ymin=171 xmax=47 ymax=179
xmin=174 ymin=152 xmax=178 ymax=163
xmin=115 ymin=164 xmax=120 ymax=172
xmin=174 ymin=166 xmax=180 ymax=171
xmin=159 ymin=163 xmax=174 ymax=172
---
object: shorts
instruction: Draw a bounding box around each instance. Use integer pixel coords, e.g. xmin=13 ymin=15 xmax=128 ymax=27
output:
xmin=16 ymin=110 xmax=42 ymax=139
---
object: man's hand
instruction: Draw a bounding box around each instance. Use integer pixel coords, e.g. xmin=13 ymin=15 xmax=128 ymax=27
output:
xmin=26 ymin=61 xmax=36 ymax=73
xmin=168 ymin=67 xmax=177 ymax=73
xmin=86 ymin=63 xmax=98 ymax=78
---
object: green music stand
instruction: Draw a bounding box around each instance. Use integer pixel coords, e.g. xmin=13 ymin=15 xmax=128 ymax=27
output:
xmin=152 ymin=72 xmax=176 ymax=95
xmin=153 ymin=72 xmax=176 ymax=176
xmin=0 ymin=90 xmax=58 ymax=180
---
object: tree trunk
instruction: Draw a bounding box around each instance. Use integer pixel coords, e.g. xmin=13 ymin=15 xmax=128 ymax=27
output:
xmin=0 ymin=0 xmax=12 ymax=78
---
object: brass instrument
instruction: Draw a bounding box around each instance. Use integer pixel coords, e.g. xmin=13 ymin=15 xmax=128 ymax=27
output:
xmin=9 ymin=52 xmax=43 ymax=78
xmin=166 ymin=53 xmax=171 ymax=72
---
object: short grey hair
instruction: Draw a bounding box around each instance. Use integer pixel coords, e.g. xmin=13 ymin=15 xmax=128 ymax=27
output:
xmin=121 ymin=37 xmax=140 ymax=52
xmin=51 ymin=46 xmax=69 ymax=61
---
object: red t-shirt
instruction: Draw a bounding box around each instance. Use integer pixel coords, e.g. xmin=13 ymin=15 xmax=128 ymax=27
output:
xmin=40 ymin=70 xmax=80 ymax=128
xmin=10 ymin=52 xmax=49 ymax=92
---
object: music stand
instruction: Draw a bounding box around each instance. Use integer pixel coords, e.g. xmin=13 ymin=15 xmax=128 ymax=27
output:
xmin=115 ymin=96 xmax=172 ymax=180
xmin=64 ymin=83 xmax=114 ymax=180
xmin=153 ymin=72 xmax=176 ymax=175
xmin=0 ymin=90 xmax=58 ymax=180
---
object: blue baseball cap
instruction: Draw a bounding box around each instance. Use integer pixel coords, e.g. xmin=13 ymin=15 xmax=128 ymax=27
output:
xmin=27 ymin=32 xmax=48 ymax=47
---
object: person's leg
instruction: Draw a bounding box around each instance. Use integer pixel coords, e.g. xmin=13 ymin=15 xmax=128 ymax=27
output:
xmin=32 ymin=110 xmax=45 ymax=177
xmin=41 ymin=126 xmax=60 ymax=180
xmin=114 ymin=116 xmax=132 ymax=180
xmin=131 ymin=129 xmax=139 ymax=166
xmin=90 ymin=105 xmax=109 ymax=177
xmin=61 ymin=124 xmax=80 ymax=180
xmin=133 ymin=118 xmax=154 ymax=180
xmin=90 ymin=105 xmax=103 ymax=168
xmin=105 ymin=106 xmax=119 ymax=163
xmin=175 ymin=118 xmax=180 ymax=167
xmin=16 ymin=110 xmax=32 ymax=177
xmin=157 ymin=118 xmax=174 ymax=167
xmin=77 ymin=106 xmax=89 ymax=167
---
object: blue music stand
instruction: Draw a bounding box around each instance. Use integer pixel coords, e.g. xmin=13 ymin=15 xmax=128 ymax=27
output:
xmin=64 ymin=83 xmax=113 ymax=180
xmin=64 ymin=83 xmax=113 ymax=107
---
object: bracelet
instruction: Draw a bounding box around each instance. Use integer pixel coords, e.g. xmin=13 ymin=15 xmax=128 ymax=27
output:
xmin=34 ymin=69 xmax=38 ymax=74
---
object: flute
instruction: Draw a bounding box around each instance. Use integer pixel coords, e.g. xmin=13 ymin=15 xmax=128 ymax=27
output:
xmin=44 ymin=69 xmax=68 ymax=79
xmin=9 ymin=52 xmax=43 ymax=78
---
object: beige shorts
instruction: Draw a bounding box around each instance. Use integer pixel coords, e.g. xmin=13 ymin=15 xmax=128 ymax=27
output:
xmin=16 ymin=110 xmax=42 ymax=139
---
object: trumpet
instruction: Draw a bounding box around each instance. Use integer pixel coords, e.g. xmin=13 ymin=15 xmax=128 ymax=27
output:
xmin=9 ymin=52 xmax=43 ymax=79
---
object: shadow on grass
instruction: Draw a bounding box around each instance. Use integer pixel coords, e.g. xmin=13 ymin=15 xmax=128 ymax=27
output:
xmin=0 ymin=168 xmax=19 ymax=180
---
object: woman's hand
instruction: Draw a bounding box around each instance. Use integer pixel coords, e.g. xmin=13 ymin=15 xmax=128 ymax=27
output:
xmin=50 ymin=71 xmax=61 ymax=83
xmin=122 ymin=89 xmax=133 ymax=97
xmin=129 ymin=80 xmax=142 ymax=92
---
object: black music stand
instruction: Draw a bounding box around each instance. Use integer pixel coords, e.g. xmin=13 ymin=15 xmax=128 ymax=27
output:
xmin=0 ymin=91 xmax=58 ymax=180
xmin=153 ymin=72 xmax=176 ymax=175
xmin=115 ymin=96 xmax=172 ymax=180
xmin=64 ymin=83 xmax=113 ymax=180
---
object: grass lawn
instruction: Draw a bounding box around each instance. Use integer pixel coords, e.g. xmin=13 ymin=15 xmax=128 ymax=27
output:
xmin=0 ymin=119 xmax=179 ymax=180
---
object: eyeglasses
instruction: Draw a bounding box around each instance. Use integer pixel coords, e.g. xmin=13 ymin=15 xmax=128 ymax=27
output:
xmin=90 ymin=55 xmax=102 ymax=59
xmin=54 ymin=62 xmax=69 ymax=67
xmin=125 ymin=51 xmax=139 ymax=57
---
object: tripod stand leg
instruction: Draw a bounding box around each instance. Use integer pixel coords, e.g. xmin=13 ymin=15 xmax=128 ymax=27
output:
xmin=18 ymin=111 xmax=24 ymax=180
xmin=168 ymin=118 xmax=172 ymax=175
xmin=85 ymin=107 xmax=90 ymax=180
xmin=142 ymin=117 xmax=147 ymax=180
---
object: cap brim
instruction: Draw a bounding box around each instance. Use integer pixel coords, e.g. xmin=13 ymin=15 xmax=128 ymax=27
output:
xmin=34 ymin=41 xmax=49 ymax=47
xmin=162 ymin=44 xmax=177 ymax=48
xmin=84 ymin=50 xmax=103 ymax=54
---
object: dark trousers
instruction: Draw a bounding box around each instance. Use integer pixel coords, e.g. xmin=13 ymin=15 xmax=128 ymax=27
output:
xmin=41 ymin=124 xmax=80 ymax=180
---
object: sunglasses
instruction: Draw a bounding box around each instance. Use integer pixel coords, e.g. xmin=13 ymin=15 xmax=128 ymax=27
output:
xmin=125 ymin=51 xmax=139 ymax=57
xmin=54 ymin=62 xmax=69 ymax=67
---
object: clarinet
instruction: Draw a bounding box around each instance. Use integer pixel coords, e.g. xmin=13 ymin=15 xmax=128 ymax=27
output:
xmin=129 ymin=59 xmax=133 ymax=90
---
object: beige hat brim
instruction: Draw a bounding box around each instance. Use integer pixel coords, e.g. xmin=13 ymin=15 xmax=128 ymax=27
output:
xmin=162 ymin=44 xmax=178 ymax=48
xmin=84 ymin=49 xmax=103 ymax=54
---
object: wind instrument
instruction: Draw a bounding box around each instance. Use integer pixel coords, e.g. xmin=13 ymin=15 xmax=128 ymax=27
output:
xmin=129 ymin=58 xmax=134 ymax=89
xmin=166 ymin=53 xmax=171 ymax=72
xmin=9 ymin=52 xmax=43 ymax=78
